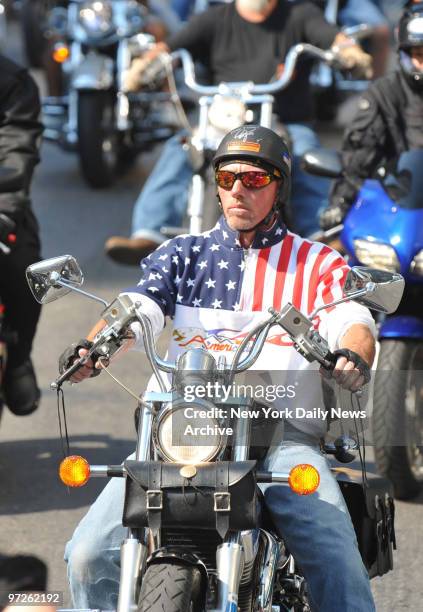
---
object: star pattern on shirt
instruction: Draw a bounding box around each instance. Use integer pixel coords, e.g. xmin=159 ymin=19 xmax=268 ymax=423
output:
xmin=205 ymin=278 xmax=216 ymax=289
xmin=128 ymin=216 xmax=288 ymax=314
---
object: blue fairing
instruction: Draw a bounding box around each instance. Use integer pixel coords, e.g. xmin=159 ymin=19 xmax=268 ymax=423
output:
xmin=342 ymin=180 xmax=423 ymax=283
xmin=379 ymin=316 xmax=423 ymax=339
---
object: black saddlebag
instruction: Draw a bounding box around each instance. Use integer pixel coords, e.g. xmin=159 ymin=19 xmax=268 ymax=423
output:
xmin=335 ymin=468 xmax=396 ymax=578
xmin=122 ymin=460 xmax=260 ymax=538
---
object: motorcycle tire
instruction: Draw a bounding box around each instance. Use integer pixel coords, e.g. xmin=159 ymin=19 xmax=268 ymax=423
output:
xmin=77 ymin=91 xmax=119 ymax=189
xmin=372 ymin=339 xmax=423 ymax=500
xmin=21 ymin=0 xmax=48 ymax=68
xmin=138 ymin=562 xmax=203 ymax=612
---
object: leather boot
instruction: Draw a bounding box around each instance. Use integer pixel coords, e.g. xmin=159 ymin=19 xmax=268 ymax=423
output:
xmin=4 ymin=359 xmax=41 ymax=416
xmin=104 ymin=236 xmax=160 ymax=266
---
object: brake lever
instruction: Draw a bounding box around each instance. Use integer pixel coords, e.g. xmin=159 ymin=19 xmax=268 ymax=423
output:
xmin=269 ymin=304 xmax=336 ymax=369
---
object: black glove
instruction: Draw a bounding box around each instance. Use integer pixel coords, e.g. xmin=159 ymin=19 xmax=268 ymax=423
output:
xmin=319 ymin=198 xmax=350 ymax=231
xmin=332 ymin=348 xmax=371 ymax=385
xmin=58 ymin=339 xmax=101 ymax=378
xmin=0 ymin=213 xmax=17 ymax=249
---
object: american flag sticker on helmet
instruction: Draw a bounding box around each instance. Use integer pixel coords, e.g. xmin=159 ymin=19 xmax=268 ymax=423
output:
xmin=227 ymin=141 xmax=261 ymax=152
xmin=283 ymin=153 xmax=291 ymax=170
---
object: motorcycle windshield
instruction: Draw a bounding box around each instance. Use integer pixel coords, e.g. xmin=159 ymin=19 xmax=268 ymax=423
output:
xmin=381 ymin=150 xmax=423 ymax=210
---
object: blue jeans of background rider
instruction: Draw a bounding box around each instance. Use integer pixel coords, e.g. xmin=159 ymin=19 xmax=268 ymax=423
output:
xmin=64 ymin=433 xmax=375 ymax=612
xmin=130 ymin=124 xmax=329 ymax=242
xmin=338 ymin=0 xmax=389 ymax=28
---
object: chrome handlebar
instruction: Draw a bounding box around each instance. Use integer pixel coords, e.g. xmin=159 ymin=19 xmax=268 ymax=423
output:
xmin=169 ymin=44 xmax=337 ymax=98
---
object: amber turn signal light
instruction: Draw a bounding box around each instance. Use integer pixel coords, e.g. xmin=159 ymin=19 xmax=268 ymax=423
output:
xmin=59 ymin=455 xmax=90 ymax=487
xmin=53 ymin=43 xmax=70 ymax=63
xmin=288 ymin=464 xmax=320 ymax=495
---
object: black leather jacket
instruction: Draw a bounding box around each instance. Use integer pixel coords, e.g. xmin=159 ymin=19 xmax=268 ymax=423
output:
xmin=330 ymin=69 xmax=423 ymax=211
xmin=0 ymin=55 xmax=43 ymax=235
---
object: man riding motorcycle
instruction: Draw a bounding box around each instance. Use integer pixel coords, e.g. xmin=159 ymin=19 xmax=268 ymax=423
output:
xmin=0 ymin=54 xmax=43 ymax=416
xmin=104 ymin=0 xmax=372 ymax=265
xmin=61 ymin=125 xmax=377 ymax=611
xmin=320 ymin=3 xmax=423 ymax=231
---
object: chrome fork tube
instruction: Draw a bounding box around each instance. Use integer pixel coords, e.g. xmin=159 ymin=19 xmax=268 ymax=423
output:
xmin=116 ymin=399 xmax=153 ymax=612
xmin=188 ymin=174 xmax=205 ymax=234
xmin=117 ymin=535 xmax=146 ymax=612
xmin=214 ymin=533 xmax=245 ymax=611
xmin=136 ymin=401 xmax=154 ymax=461
xmin=116 ymin=39 xmax=130 ymax=131
xmin=188 ymin=98 xmax=209 ymax=233
xmin=232 ymin=401 xmax=251 ymax=461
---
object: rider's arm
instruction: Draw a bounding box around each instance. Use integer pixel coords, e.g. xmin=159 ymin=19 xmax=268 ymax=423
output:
xmin=310 ymin=248 xmax=376 ymax=391
xmin=330 ymin=86 xmax=388 ymax=210
xmin=310 ymin=248 xmax=377 ymax=347
xmin=0 ymin=56 xmax=43 ymax=221
xmin=339 ymin=323 xmax=376 ymax=367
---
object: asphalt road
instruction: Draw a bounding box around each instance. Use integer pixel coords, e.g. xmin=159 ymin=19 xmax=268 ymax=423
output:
xmin=0 ymin=18 xmax=422 ymax=612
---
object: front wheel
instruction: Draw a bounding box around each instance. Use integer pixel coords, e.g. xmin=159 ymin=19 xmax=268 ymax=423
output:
xmin=372 ymin=340 xmax=423 ymax=499
xmin=138 ymin=562 xmax=203 ymax=612
xmin=77 ymin=91 xmax=119 ymax=188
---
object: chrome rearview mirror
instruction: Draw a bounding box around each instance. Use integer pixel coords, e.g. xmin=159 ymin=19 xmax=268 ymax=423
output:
xmin=310 ymin=266 xmax=404 ymax=319
xmin=26 ymin=255 xmax=84 ymax=304
xmin=343 ymin=266 xmax=404 ymax=314
xmin=26 ymin=255 xmax=109 ymax=306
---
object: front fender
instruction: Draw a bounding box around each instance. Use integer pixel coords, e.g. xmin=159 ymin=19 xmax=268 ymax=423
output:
xmin=379 ymin=315 xmax=423 ymax=340
xmin=148 ymin=548 xmax=208 ymax=577
xmin=72 ymin=52 xmax=114 ymax=90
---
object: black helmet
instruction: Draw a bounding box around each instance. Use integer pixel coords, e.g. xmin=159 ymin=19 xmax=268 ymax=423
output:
xmin=398 ymin=6 xmax=423 ymax=89
xmin=213 ymin=125 xmax=291 ymax=205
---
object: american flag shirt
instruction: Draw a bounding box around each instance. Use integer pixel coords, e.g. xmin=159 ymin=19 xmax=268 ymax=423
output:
xmin=123 ymin=215 xmax=375 ymax=436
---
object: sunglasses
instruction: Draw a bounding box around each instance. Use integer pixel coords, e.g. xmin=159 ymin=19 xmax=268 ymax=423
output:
xmin=215 ymin=170 xmax=280 ymax=190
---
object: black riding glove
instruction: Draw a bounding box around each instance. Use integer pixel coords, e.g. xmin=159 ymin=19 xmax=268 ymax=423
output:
xmin=332 ymin=348 xmax=371 ymax=385
xmin=58 ymin=339 xmax=101 ymax=378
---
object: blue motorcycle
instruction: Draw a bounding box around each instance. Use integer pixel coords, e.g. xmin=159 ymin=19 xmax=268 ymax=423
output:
xmin=303 ymin=149 xmax=423 ymax=499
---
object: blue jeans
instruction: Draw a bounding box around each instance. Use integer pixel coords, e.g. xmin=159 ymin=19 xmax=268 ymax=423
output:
xmin=65 ymin=432 xmax=375 ymax=611
xmin=131 ymin=125 xmax=329 ymax=242
xmin=339 ymin=0 xmax=388 ymax=27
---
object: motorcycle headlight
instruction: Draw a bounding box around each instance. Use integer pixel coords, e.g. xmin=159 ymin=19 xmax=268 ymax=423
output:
xmin=154 ymin=398 xmax=225 ymax=464
xmin=410 ymin=250 xmax=423 ymax=275
xmin=353 ymin=239 xmax=400 ymax=272
xmin=79 ymin=1 xmax=113 ymax=37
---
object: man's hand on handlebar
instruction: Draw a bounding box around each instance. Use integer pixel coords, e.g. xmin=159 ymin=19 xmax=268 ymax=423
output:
xmin=320 ymin=324 xmax=374 ymax=392
xmin=320 ymin=351 xmax=370 ymax=393
xmin=69 ymin=348 xmax=99 ymax=384
xmin=123 ymin=42 xmax=170 ymax=92
xmin=331 ymin=33 xmax=373 ymax=80
xmin=58 ymin=340 xmax=103 ymax=384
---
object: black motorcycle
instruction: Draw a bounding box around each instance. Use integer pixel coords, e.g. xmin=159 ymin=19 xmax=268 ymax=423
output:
xmin=26 ymin=256 xmax=401 ymax=611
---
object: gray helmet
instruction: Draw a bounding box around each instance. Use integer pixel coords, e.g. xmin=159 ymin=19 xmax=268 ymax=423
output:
xmin=213 ymin=125 xmax=292 ymax=205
